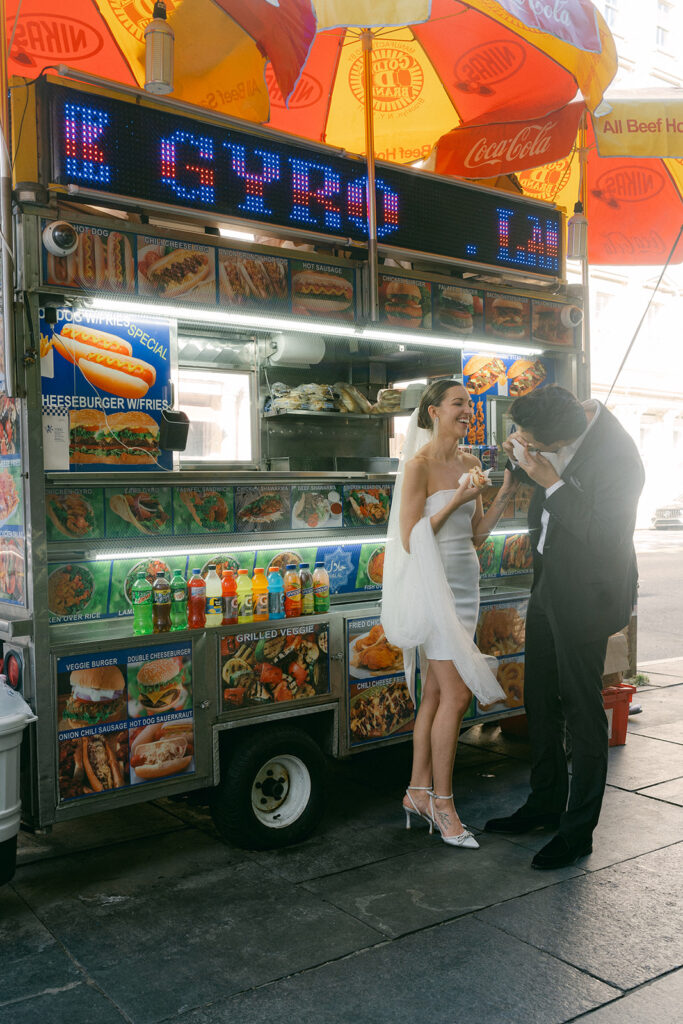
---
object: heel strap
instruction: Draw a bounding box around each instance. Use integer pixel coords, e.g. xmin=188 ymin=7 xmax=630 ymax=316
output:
xmin=407 ymin=786 xmax=431 ymax=791
xmin=430 ymin=792 xmax=454 ymax=800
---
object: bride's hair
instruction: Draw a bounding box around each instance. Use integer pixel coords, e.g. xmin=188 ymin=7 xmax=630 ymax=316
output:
xmin=417 ymin=378 xmax=465 ymax=429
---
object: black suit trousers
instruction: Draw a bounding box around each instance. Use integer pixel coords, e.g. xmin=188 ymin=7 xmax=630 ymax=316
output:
xmin=522 ymin=589 xmax=609 ymax=844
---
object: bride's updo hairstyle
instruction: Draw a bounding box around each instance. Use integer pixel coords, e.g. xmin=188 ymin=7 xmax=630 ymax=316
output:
xmin=417 ymin=379 xmax=464 ymax=430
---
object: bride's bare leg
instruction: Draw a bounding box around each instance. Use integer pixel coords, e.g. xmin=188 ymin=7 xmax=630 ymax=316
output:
xmin=429 ymin=659 xmax=473 ymax=837
xmin=403 ymin=667 xmax=438 ymax=818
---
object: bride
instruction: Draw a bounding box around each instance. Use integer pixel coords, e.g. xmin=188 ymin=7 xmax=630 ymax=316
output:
xmin=381 ymin=379 xmax=518 ymax=849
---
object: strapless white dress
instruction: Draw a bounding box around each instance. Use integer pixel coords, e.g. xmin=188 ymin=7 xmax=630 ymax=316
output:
xmin=422 ymin=490 xmax=480 ymax=658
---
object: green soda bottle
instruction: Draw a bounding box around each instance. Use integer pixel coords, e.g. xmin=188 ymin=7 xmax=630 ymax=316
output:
xmin=131 ymin=569 xmax=153 ymax=635
xmin=170 ymin=570 xmax=188 ymax=630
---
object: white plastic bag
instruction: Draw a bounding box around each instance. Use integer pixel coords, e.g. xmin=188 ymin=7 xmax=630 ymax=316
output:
xmin=0 ymin=679 xmax=37 ymax=722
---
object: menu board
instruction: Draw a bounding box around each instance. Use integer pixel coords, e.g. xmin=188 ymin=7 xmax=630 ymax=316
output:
xmin=40 ymin=307 xmax=173 ymax=472
xmin=462 ymin=350 xmax=555 ymax=444
xmin=221 ymin=622 xmax=330 ymax=711
xmin=346 ymin=615 xmax=414 ymax=747
xmin=477 ymin=532 xmax=532 ymax=578
xmin=378 ymin=273 xmax=431 ymax=330
xmin=0 ymin=394 xmax=25 ymax=606
xmin=475 ymin=596 xmax=528 ymax=717
xmin=56 ymin=642 xmax=194 ymax=802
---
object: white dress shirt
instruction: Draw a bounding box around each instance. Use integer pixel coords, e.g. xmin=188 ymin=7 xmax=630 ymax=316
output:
xmin=536 ymin=401 xmax=600 ymax=553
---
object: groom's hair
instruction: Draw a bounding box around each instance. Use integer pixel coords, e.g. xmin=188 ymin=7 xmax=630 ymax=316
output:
xmin=417 ymin=378 xmax=464 ymax=429
xmin=510 ymin=385 xmax=588 ymax=445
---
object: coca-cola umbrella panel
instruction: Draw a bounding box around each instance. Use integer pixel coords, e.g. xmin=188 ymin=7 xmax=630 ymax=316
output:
xmin=432 ymin=91 xmax=683 ymax=265
xmin=264 ymin=0 xmax=618 ymax=165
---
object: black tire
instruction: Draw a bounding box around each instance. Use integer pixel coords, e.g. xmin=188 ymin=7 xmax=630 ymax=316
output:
xmin=209 ymin=726 xmax=326 ymax=850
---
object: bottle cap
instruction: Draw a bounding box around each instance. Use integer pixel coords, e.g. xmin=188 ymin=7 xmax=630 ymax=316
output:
xmin=238 ymin=569 xmax=248 ymax=574
xmin=192 ymin=568 xmax=200 ymax=574
xmin=254 ymin=567 xmax=265 ymax=574
xmin=208 ymin=564 xmax=216 ymax=570
xmin=285 ymin=563 xmax=296 ymax=569
xmin=314 ymin=561 xmax=324 ymax=567
xmin=267 ymin=566 xmax=280 ymax=573
xmin=155 ymin=571 xmax=165 ymax=577
xmin=299 ymin=563 xmax=309 ymax=569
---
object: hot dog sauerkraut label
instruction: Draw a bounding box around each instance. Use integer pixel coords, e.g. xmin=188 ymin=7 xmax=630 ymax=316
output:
xmin=56 ymin=643 xmax=194 ymax=802
xmin=40 ymin=307 xmax=173 ymax=472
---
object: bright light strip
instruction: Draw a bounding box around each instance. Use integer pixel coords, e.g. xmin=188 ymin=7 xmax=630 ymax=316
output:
xmin=490 ymin=527 xmax=530 ymax=536
xmin=93 ymin=534 xmax=387 ymax=563
xmin=85 ymin=296 xmax=544 ymax=355
xmin=219 ymin=227 xmax=256 ymax=242
xmin=86 ymin=296 xmax=356 ymax=338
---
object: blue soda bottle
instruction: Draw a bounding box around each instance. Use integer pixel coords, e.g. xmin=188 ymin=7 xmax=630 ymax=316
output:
xmin=267 ymin=567 xmax=285 ymax=620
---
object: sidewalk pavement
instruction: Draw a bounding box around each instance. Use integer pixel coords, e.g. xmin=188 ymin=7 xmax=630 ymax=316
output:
xmin=2 ymin=681 xmax=683 ymax=1024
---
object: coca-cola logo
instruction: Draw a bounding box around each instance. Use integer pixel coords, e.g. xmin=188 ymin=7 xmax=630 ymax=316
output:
xmin=454 ymin=40 xmax=526 ymax=92
xmin=593 ymin=167 xmax=666 ymax=204
xmin=9 ymin=14 xmax=104 ymax=64
xmin=518 ymin=160 xmax=572 ymax=201
xmin=266 ymin=66 xmax=324 ymax=109
xmin=602 ymin=231 xmax=666 ymax=258
xmin=464 ymin=120 xmax=557 ymax=171
xmin=348 ymin=47 xmax=424 ymax=113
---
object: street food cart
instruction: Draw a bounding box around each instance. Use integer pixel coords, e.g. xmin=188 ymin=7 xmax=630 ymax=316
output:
xmin=0 ymin=73 xmax=586 ymax=849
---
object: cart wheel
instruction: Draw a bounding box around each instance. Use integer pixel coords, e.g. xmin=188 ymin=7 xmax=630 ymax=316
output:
xmin=210 ymin=726 xmax=325 ymax=850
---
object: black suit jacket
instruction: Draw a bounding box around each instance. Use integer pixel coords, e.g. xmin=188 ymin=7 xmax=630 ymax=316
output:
xmin=513 ymin=404 xmax=645 ymax=641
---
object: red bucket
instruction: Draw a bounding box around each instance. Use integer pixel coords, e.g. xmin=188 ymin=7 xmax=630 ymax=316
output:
xmin=602 ymin=683 xmax=637 ymax=747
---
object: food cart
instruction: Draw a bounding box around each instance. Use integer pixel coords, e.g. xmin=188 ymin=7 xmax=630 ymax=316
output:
xmin=0 ymin=73 xmax=586 ymax=850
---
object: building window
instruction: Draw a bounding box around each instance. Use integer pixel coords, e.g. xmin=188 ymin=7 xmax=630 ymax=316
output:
xmin=656 ymin=1 xmax=671 ymax=48
xmin=604 ymin=0 xmax=619 ymax=29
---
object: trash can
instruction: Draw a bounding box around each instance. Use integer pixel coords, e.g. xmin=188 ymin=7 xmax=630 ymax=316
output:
xmin=0 ymin=708 xmax=35 ymax=885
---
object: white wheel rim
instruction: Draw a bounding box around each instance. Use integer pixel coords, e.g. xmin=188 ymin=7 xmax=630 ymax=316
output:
xmin=251 ymin=754 xmax=311 ymax=830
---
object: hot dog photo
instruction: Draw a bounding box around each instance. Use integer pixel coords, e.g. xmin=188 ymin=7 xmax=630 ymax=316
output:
xmin=41 ymin=309 xmax=173 ymax=472
xmin=44 ymin=222 xmax=136 ymax=294
xmin=138 ymin=236 xmax=215 ymax=302
xmin=291 ymin=263 xmax=354 ymax=321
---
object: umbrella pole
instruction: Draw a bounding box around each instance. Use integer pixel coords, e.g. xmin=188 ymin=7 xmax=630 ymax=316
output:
xmin=361 ymin=29 xmax=378 ymax=320
xmin=578 ymin=111 xmax=591 ymax=401
xmin=0 ymin=0 xmax=16 ymax=394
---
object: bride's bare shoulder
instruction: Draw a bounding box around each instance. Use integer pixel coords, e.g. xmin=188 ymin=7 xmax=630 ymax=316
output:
xmin=404 ymin=452 xmax=430 ymax=480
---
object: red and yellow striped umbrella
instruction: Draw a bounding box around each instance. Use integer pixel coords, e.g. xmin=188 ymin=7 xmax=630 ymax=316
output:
xmin=265 ymin=0 xmax=617 ymax=164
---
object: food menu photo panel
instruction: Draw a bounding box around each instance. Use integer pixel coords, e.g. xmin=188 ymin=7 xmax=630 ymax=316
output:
xmin=463 ymin=349 xmax=555 ymax=445
xmin=45 ymin=487 xmax=106 ymax=542
xmin=378 ymin=274 xmax=432 ymax=330
xmin=221 ymin=622 xmax=330 ymax=710
xmin=434 ymin=282 xmax=483 ymax=336
xmin=56 ymin=643 xmax=194 ymax=802
xmin=47 ymin=560 xmax=112 ymax=624
xmin=109 ymin=555 xmax=189 ymax=620
xmin=0 ymin=538 xmax=25 ymax=606
xmin=355 ymin=543 xmax=385 ymax=590
xmin=172 ymin=487 xmax=233 ymax=534
xmin=137 ymin=235 xmax=215 ymax=303
xmin=42 ymin=222 xmax=136 ymax=295
xmin=532 ymin=299 xmax=576 ymax=346
xmin=40 ymin=308 xmax=174 ymax=472
xmin=290 ymin=259 xmax=355 ymax=322
xmin=477 ymin=655 xmax=525 ymax=716
xmin=291 ymin=485 xmax=342 ymax=531
xmin=105 ymin=486 xmax=173 ymax=537
xmin=484 ymin=291 xmax=530 ymax=342
xmin=235 ymin=485 xmax=290 ymax=533
xmin=476 ymin=598 xmax=527 ymax=659
xmin=217 ymin=248 xmax=289 ymax=309
xmin=343 ymin=484 xmax=392 ymax=529
xmin=347 ymin=616 xmax=414 ymax=747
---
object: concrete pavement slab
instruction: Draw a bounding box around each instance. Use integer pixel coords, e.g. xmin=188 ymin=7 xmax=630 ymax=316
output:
xmin=302 ymin=833 xmax=582 ymax=938
xmin=571 ymin=968 xmax=683 ymax=1022
xmin=167 ymin=916 xmax=618 ymax=1024
xmin=459 ymin=720 xmax=532 ymax=761
xmin=605 ymin=733 xmax=683 ymax=790
xmin=0 ymin=885 xmax=57 ymax=961
xmin=17 ymin=802 xmax=187 ymax=865
xmin=637 ymin=777 xmax=683 ymax=806
xmin=627 ymin=682 xmax=683 ymax=733
xmin=2 ymin=983 xmax=129 ymax=1024
xmin=0 ymin=947 xmax=81 ymax=1006
xmin=499 ymin=786 xmax=683 ymax=870
xmin=476 ymin=843 xmax=683 ymax=990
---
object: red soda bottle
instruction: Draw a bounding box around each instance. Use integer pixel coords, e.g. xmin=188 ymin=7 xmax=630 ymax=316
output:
xmin=222 ymin=570 xmax=238 ymax=625
xmin=187 ymin=568 xmax=206 ymax=629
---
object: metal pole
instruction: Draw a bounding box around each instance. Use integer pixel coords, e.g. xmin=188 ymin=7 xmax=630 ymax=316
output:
xmin=0 ymin=0 xmax=16 ymax=395
xmin=578 ymin=111 xmax=591 ymax=401
xmin=361 ymin=30 xmax=378 ymax=321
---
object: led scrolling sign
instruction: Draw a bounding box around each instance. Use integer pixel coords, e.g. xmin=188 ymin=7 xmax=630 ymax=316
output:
xmin=45 ymin=83 xmax=562 ymax=278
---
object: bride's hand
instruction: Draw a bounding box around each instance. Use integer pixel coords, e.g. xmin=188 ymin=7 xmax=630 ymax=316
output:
xmin=450 ymin=477 xmax=484 ymax=509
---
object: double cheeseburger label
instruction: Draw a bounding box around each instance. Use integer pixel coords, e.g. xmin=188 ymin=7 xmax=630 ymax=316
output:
xmin=56 ymin=642 xmax=194 ymax=802
xmin=40 ymin=307 xmax=173 ymax=473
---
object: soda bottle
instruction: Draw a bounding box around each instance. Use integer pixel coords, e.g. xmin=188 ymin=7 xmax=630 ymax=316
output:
xmin=299 ymin=563 xmax=314 ymax=616
xmin=204 ymin=565 xmax=223 ymax=627
xmin=152 ymin=571 xmax=171 ymax=633
xmin=267 ymin=567 xmax=285 ymax=620
xmin=237 ymin=569 xmax=253 ymax=623
xmin=313 ymin=562 xmax=330 ymax=613
xmin=170 ymin=570 xmax=188 ymax=630
xmin=187 ymin=568 xmax=206 ymax=629
xmin=252 ymin=567 xmax=269 ymax=621
xmin=131 ymin=569 xmax=153 ymax=635
xmin=222 ymin=570 xmax=238 ymax=625
xmin=283 ymin=564 xmax=301 ymax=618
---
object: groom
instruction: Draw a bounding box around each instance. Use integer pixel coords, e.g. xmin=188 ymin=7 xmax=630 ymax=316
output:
xmin=485 ymin=385 xmax=644 ymax=868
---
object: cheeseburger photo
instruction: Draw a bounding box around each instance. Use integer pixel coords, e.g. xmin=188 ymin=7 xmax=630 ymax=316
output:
xmin=60 ymin=665 xmax=127 ymax=729
xmin=437 ymin=286 xmax=480 ymax=334
xmin=487 ymin=295 xmax=528 ymax=339
xmin=291 ymin=270 xmax=353 ymax=319
xmin=134 ymin=656 xmax=188 ymax=715
xmin=381 ymin=279 xmax=424 ymax=328
xmin=69 ymin=409 xmax=160 ymax=466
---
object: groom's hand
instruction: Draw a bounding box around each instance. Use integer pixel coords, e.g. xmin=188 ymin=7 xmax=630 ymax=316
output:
xmin=517 ymin=448 xmax=561 ymax=489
